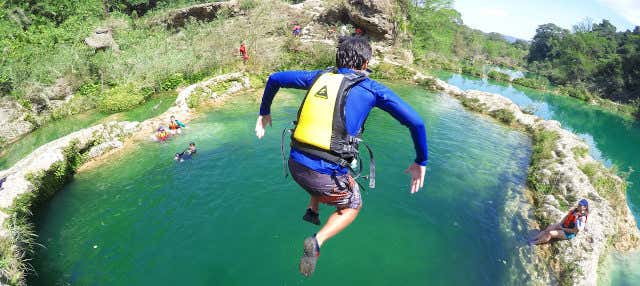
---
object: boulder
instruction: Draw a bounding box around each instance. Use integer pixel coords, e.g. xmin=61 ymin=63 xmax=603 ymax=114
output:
xmin=46 ymin=77 xmax=74 ymax=100
xmin=84 ymin=28 xmax=120 ymax=51
xmin=159 ymin=1 xmax=241 ymax=29
xmin=320 ymin=0 xmax=396 ymax=41
xmin=0 ymin=99 xmax=34 ymax=144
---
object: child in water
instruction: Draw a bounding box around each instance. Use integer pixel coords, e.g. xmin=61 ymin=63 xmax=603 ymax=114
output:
xmin=168 ymin=115 xmax=186 ymax=135
xmin=156 ymin=127 xmax=169 ymax=143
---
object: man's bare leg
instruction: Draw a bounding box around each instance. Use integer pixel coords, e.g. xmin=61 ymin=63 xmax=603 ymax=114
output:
xmin=300 ymin=205 xmax=361 ymax=276
xmin=315 ymin=206 xmax=361 ymax=246
xmin=308 ymin=197 xmax=319 ymax=212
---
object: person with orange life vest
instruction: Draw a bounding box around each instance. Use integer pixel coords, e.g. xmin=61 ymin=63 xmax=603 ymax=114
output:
xmin=239 ymin=42 xmax=249 ymax=63
xmin=530 ymin=199 xmax=589 ymax=245
xmin=156 ymin=127 xmax=169 ymax=143
xmin=168 ymin=115 xmax=186 ymax=135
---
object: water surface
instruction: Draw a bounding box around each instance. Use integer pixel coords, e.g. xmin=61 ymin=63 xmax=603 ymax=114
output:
xmin=441 ymin=73 xmax=640 ymax=285
xmin=31 ymin=83 xmax=532 ymax=285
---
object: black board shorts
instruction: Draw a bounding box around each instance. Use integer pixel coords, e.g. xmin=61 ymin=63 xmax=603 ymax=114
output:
xmin=288 ymin=158 xmax=361 ymax=209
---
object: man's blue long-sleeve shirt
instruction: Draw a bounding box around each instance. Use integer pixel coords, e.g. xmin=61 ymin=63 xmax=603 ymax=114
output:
xmin=260 ymin=68 xmax=428 ymax=175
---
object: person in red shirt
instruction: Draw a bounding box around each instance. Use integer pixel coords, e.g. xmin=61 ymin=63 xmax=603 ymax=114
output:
xmin=293 ymin=24 xmax=301 ymax=36
xmin=239 ymin=42 xmax=249 ymax=63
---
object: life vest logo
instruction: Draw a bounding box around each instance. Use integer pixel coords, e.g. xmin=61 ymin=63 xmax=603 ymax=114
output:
xmin=314 ymin=86 xmax=328 ymax=99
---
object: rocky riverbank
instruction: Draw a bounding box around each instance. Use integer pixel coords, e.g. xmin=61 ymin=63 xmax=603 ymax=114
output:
xmin=0 ymin=72 xmax=250 ymax=285
xmin=424 ymin=76 xmax=640 ymax=285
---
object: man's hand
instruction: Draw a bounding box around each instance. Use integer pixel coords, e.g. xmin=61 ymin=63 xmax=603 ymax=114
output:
xmin=255 ymin=115 xmax=272 ymax=139
xmin=404 ymin=163 xmax=426 ymax=194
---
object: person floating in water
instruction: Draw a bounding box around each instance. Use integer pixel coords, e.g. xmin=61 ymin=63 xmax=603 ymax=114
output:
xmin=254 ymin=36 xmax=428 ymax=277
xmin=156 ymin=127 xmax=169 ymax=143
xmin=530 ymin=199 xmax=589 ymax=245
xmin=168 ymin=115 xmax=186 ymax=135
xmin=175 ymin=142 xmax=197 ymax=161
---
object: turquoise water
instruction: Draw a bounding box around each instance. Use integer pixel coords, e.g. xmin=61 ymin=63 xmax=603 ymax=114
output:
xmin=0 ymin=94 xmax=175 ymax=170
xmin=31 ymin=84 xmax=532 ymax=285
xmin=441 ymin=73 xmax=640 ymax=285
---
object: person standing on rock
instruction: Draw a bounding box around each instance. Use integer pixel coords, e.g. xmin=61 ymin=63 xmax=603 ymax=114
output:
xmin=530 ymin=199 xmax=589 ymax=245
xmin=254 ymin=36 xmax=428 ymax=277
xmin=239 ymin=42 xmax=249 ymax=64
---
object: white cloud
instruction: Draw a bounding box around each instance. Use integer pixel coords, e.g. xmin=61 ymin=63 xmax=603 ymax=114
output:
xmin=598 ymin=0 xmax=640 ymax=25
xmin=479 ymin=8 xmax=509 ymax=18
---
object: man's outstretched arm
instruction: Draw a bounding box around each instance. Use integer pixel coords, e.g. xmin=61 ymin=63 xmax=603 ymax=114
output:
xmin=374 ymin=84 xmax=428 ymax=193
xmin=256 ymin=70 xmax=322 ymax=138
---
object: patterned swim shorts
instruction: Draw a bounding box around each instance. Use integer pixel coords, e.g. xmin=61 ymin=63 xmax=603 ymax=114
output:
xmin=288 ymin=158 xmax=361 ymax=209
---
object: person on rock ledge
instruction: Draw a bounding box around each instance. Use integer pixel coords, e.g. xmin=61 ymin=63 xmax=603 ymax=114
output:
xmin=529 ymin=199 xmax=589 ymax=245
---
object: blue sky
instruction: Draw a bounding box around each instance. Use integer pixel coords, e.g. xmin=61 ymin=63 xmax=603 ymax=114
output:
xmin=453 ymin=0 xmax=640 ymax=40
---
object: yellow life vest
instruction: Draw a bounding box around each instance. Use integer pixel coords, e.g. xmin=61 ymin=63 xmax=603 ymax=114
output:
xmin=291 ymin=70 xmax=366 ymax=166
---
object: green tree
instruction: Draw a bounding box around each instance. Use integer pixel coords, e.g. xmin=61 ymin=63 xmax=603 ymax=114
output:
xmin=528 ymin=23 xmax=568 ymax=62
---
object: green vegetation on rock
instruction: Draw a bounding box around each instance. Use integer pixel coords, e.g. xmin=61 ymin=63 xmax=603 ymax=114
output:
xmin=487 ymin=70 xmax=511 ymax=82
xmin=98 ymin=84 xmax=147 ymax=113
xmin=1 ymin=139 xmax=94 ymax=285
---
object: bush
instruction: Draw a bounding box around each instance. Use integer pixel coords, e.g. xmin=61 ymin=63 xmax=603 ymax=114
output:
xmin=557 ymin=85 xmax=593 ymax=102
xmin=531 ymin=129 xmax=559 ymax=163
xmin=76 ymin=82 xmax=102 ymax=98
xmin=513 ymin=77 xmax=549 ymax=90
xmin=371 ymin=62 xmax=414 ymax=81
xmin=492 ymin=108 xmax=515 ymax=124
xmin=487 ymin=70 xmax=511 ymax=82
xmin=461 ymin=64 xmax=483 ymax=77
xmin=187 ymin=86 xmax=208 ymax=108
xmin=416 ymin=77 xmax=441 ymax=91
xmin=98 ymin=84 xmax=146 ymax=113
xmin=159 ymin=73 xmax=185 ymax=91
xmin=0 ymin=72 xmax=12 ymax=95
xmin=460 ymin=97 xmax=485 ymax=113
xmin=239 ymin=0 xmax=258 ymax=10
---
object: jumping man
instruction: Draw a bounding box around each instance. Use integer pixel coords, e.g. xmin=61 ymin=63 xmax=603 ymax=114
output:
xmin=254 ymin=36 xmax=428 ymax=277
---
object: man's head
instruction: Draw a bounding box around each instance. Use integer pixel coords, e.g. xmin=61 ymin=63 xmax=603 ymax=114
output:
xmin=336 ymin=36 xmax=372 ymax=71
xmin=170 ymin=115 xmax=175 ymax=120
xmin=189 ymin=142 xmax=195 ymax=147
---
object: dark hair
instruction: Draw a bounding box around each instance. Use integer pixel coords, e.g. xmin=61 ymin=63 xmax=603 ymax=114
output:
xmin=189 ymin=142 xmax=195 ymax=146
xmin=336 ymin=36 xmax=372 ymax=70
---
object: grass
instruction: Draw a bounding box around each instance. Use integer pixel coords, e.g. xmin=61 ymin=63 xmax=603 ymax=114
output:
xmin=527 ymin=129 xmax=561 ymax=212
xmin=2 ymin=0 xmax=315 ymax=141
xmin=579 ymin=162 xmax=626 ymax=199
xmin=571 ymin=146 xmax=588 ymax=158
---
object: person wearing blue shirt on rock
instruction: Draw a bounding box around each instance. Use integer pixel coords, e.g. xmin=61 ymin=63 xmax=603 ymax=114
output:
xmin=254 ymin=36 xmax=428 ymax=277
